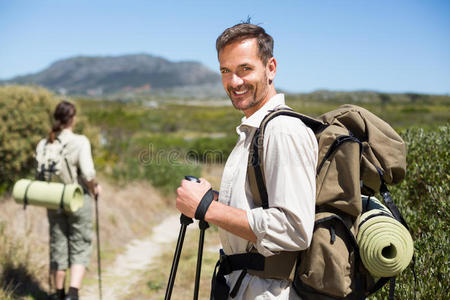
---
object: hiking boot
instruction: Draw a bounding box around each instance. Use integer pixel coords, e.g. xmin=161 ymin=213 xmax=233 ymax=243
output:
xmin=64 ymin=287 xmax=79 ymax=300
xmin=48 ymin=291 xmax=65 ymax=300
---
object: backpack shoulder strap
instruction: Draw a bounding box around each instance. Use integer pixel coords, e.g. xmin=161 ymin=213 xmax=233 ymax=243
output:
xmin=62 ymin=144 xmax=74 ymax=182
xmin=57 ymin=138 xmax=75 ymax=183
xmin=247 ymin=108 xmax=325 ymax=208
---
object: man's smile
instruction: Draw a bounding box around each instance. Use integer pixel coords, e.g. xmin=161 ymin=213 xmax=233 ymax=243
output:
xmin=234 ymin=89 xmax=248 ymax=95
xmin=230 ymin=85 xmax=250 ymax=97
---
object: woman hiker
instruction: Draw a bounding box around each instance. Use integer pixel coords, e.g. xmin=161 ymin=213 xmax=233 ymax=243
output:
xmin=36 ymin=100 xmax=101 ymax=300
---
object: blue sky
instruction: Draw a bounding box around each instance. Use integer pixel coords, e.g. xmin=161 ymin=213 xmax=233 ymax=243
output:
xmin=1 ymin=0 xmax=449 ymax=94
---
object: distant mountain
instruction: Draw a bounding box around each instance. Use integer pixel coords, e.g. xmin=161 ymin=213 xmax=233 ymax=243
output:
xmin=1 ymin=54 xmax=224 ymax=97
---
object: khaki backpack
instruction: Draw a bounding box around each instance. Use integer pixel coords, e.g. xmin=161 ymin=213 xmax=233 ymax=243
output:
xmin=247 ymin=104 xmax=410 ymax=299
xmin=35 ymin=137 xmax=74 ymax=184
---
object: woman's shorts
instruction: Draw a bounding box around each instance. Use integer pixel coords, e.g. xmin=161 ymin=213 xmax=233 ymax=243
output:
xmin=47 ymin=193 xmax=93 ymax=270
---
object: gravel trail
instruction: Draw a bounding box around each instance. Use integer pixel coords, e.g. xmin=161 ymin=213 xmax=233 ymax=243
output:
xmin=82 ymin=214 xmax=188 ymax=300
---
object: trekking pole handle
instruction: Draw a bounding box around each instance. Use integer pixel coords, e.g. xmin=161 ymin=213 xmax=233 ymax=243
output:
xmin=180 ymin=214 xmax=194 ymax=225
xmin=185 ymin=175 xmax=219 ymax=199
xmin=180 ymin=176 xmax=200 ymax=225
xmin=185 ymin=175 xmax=200 ymax=183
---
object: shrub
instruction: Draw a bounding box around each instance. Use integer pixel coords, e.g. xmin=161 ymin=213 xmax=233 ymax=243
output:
xmin=369 ymin=125 xmax=449 ymax=299
xmin=187 ymin=136 xmax=236 ymax=163
xmin=109 ymin=155 xmax=201 ymax=194
xmin=0 ymin=86 xmax=56 ymax=193
xmin=108 ymin=135 xmax=202 ymax=193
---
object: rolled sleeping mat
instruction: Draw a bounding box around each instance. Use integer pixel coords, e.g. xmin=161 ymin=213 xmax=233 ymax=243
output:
xmin=12 ymin=179 xmax=84 ymax=213
xmin=357 ymin=196 xmax=414 ymax=278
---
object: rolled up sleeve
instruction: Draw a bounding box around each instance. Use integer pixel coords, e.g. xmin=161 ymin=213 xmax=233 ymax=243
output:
xmin=247 ymin=117 xmax=317 ymax=256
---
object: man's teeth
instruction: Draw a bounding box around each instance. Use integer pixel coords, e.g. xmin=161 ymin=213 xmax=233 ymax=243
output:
xmin=234 ymin=90 xmax=247 ymax=95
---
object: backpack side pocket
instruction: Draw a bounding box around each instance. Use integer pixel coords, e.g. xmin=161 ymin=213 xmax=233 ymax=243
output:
xmin=294 ymin=213 xmax=357 ymax=299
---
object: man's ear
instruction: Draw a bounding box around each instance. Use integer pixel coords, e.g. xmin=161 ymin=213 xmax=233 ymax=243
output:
xmin=267 ymin=57 xmax=277 ymax=84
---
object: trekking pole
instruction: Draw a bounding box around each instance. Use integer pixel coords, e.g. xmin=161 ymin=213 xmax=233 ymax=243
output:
xmin=94 ymin=193 xmax=103 ymax=300
xmin=193 ymin=219 xmax=208 ymax=300
xmin=164 ymin=176 xmax=198 ymax=300
xmin=193 ymin=189 xmax=217 ymax=300
xmin=165 ymin=213 xmax=193 ymax=300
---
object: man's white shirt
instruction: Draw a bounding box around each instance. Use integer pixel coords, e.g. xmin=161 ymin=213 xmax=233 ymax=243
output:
xmin=218 ymin=93 xmax=318 ymax=299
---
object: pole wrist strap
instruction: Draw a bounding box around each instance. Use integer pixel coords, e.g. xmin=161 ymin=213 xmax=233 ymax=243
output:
xmin=195 ymin=188 xmax=214 ymax=221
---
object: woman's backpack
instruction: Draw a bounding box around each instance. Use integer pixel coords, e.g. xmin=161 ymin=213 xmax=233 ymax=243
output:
xmin=35 ymin=137 xmax=74 ymax=184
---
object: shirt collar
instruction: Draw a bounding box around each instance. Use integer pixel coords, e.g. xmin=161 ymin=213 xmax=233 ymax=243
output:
xmin=58 ymin=128 xmax=73 ymax=138
xmin=238 ymin=93 xmax=286 ymax=132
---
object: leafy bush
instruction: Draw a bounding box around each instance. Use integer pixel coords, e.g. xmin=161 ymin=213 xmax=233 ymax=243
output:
xmin=111 ymin=132 xmax=237 ymax=191
xmin=110 ymin=155 xmax=201 ymax=194
xmin=187 ymin=136 xmax=236 ymax=163
xmin=0 ymin=86 xmax=56 ymax=193
xmin=105 ymin=133 xmax=202 ymax=193
xmin=369 ymin=125 xmax=449 ymax=299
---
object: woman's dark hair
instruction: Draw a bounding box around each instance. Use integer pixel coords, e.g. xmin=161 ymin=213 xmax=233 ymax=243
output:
xmin=216 ymin=22 xmax=274 ymax=65
xmin=48 ymin=100 xmax=76 ymax=142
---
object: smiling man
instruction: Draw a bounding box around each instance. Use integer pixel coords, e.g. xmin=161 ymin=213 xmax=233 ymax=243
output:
xmin=219 ymin=35 xmax=276 ymax=117
xmin=176 ymin=23 xmax=318 ymax=299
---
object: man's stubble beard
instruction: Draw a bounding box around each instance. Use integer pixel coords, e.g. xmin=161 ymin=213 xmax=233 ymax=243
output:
xmin=228 ymin=73 xmax=269 ymax=113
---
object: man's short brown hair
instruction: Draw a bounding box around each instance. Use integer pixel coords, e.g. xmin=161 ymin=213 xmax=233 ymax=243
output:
xmin=216 ymin=23 xmax=274 ymax=65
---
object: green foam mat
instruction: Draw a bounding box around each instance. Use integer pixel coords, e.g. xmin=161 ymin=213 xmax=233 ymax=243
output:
xmin=12 ymin=179 xmax=84 ymax=213
xmin=357 ymin=196 xmax=414 ymax=278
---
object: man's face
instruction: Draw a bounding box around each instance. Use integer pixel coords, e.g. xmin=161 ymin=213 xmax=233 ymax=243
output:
xmin=218 ymin=38 xmax=276 ymax=117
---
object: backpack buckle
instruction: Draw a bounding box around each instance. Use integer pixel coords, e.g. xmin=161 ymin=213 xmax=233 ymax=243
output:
xmin=219 ymin=251 xmax=233 ymax=275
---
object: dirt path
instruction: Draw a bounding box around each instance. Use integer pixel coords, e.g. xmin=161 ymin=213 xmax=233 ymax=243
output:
xmin=82 ymin=214 xmax=190 ymax=300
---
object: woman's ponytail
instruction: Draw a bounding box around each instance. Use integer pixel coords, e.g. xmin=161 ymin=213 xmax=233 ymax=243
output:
xmin=48 ymin=120 xmax=63 ymax=143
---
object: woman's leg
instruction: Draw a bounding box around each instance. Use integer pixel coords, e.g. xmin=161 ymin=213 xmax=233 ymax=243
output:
xmin=48 ymin=208 xmax=70 ymax=295
xmin=67 ymin=194 xmax=93 ymax=295
xmin=68 ymin=264 xmax=86 ymax=288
